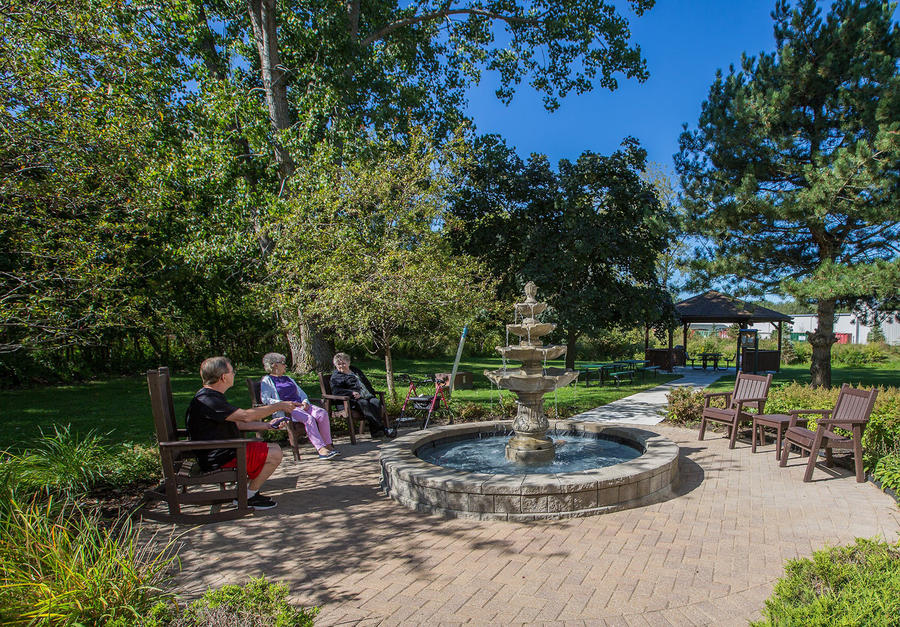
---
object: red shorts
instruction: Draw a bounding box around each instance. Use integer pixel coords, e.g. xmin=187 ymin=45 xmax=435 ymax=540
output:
xmin=222 ymin=441 xmax=269 ymax=479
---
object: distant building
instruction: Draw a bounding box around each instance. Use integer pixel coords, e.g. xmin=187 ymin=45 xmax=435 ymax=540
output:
xmin=749 ymin=313 xmax=900 ymax=345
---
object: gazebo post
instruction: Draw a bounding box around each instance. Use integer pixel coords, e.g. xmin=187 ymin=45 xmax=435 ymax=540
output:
xmin=667 ymin=328 xmax=673 ymax=371
xmin=777 ymin=321 xmax=783 ymax=371
xmin=682 ymin=323 xmax=688 ymax=357
xmin=736 ymin=324 xmax=744 ymax=373
xmin=644 ymin=326 xmax=649 ymax=353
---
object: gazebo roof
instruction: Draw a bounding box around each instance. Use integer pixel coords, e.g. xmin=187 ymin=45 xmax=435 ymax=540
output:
xmin=675 ymin=290 xmax=793 ymax=324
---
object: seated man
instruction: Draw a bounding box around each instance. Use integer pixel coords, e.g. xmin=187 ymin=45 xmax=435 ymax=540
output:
xmin=186 ymin=356 xmax=299 ymax=510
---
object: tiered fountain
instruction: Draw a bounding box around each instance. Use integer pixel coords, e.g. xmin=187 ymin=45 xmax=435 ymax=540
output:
xmin=485 ymin=282 xmax=578 ymax=464
xmin=379 ymin=281 xmax=681 ymax=521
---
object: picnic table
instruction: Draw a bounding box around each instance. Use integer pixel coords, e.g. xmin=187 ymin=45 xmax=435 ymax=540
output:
xmin=578 ymin=363 xmax=614 ymax=386
xmin=696 ymin=352 xmax=723 ymax=370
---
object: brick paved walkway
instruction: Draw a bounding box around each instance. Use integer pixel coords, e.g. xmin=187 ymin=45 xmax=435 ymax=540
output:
xmin=169 ymin=423 xmax=900 ymax=626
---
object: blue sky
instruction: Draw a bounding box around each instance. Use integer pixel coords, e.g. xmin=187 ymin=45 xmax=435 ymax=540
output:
xmin=464 ymin=1 xmax=786 ymax=173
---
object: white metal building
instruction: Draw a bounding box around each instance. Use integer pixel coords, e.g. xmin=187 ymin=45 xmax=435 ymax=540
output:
xmin=749 ymin=313 xmax=900 ymax=345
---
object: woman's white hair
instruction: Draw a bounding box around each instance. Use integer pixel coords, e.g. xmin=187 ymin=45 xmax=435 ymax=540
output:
xmin=262 ymin=352 xmax=287 ymax=373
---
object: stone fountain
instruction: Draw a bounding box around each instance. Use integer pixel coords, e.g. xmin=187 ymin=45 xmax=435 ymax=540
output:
xmin=379 ymin=280 xmax=681 ymax=521
xmin=484 ymin=282 xmax=579 ymax=464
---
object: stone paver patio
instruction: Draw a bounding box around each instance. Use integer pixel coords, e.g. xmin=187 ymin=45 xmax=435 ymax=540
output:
xmin=168 ymin=383 xmax=900 ymax=626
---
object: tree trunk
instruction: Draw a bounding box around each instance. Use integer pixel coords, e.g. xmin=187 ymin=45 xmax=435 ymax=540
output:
xmin=383 ymin=339 xmax=396 ymax=402
xmin=297 ymin=320 xmax=334 ymax=373
xmin=808 ymin=298 xmax=837 ymax=388
xmin=247 ymin=0 xmax=295 ymax=181
xmin=565 ymin=328 xmax=579 ymax=370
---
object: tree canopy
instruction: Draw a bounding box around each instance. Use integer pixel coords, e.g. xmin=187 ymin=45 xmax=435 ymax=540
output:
xmin=675 ymin=0 xmax=900 ymax=387
xmin=450 ymin=136 xmax=672 ymax=368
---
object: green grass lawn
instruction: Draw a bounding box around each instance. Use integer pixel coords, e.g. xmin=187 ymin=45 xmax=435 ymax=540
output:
xmin=0 ymin=357 xmax=677 ymax=451
xmin=705 ymin=361 xmax=900 ymax=392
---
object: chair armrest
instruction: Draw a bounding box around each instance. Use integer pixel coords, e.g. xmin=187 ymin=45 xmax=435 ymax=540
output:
xmin=703 ymin=391 xmax=731 ymax=407
xmin=323 ymin=393 xmax=352 ymax=401
xmin=735 ymin=397 xmax=768 ymax=404
xmin=159 ymin=438 xmax=259 ymax=450
xmin=789 ymin=409 xmax=832 ymax=417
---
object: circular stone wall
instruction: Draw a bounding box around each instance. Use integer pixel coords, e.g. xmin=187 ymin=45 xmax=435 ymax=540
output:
xmin=380 ymin=420 xmax=680 ymax=521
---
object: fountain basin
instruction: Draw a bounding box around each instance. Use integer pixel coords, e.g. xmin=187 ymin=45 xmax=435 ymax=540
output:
xmin=483 ymin=369 xmax=579 ymax=394
xmin=507 ymin=322 xmax=556 ymax=339
xmin=380 ymin=420 xmax=679 ymax=521
xmin=496 ymin=345 xmax=567 ymax=362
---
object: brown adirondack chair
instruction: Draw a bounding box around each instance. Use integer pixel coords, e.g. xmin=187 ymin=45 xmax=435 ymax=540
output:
xmin=143 ymin=367 xmax=254 ymax=524
xmin=779 ymin=384 xmax=877 ymax=482
xmin=246 ymin=377 xmax=312 ymax=462
xmin=318 ymin=373 xmax=388 ymax=445
xmin=698 ymin=372 xmax=773 ymax=449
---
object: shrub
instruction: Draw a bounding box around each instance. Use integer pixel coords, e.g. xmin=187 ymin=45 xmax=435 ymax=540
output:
xmin=663 ymin=387 xmax=708 ymax=426
xmin=873 ymin=454 xmax=900 ymax=495
xmin=0 ymin=499 xmax=176 ymax=625
xmin=14 ymin=425 xmax=111 ymax=497
xmin=1 ymin=427 xmax=162 ymax=504
xmin=830 ymin=343 xmax=889 ymax=366
xmin=868 ymin=324 xmax=886 ymax=344
xmin=452 ymin=402 xmax=489 ymax=422
xmin=780 ymin=340 xmax=800 ymax=365
xmin=99 ymin=442 xmax=162 ymax=490
xmin=150 ymin=576 xmax=318 ymax=626
xmin=753 ymin=538 xmax=900 ymax=626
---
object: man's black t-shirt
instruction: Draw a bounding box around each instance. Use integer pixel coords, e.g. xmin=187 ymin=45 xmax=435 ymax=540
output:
xmin=186 ymin=387 xmax=242 ymax=471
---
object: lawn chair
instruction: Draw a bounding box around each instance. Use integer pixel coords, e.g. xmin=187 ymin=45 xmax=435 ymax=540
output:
xmin=395 ymin=374 xmax=450 ymax=429
xmin=698 ymin=372 xmax=773 ymax=449
xmin=143 ymin=367 xmax=254 ymax=524
xmin=318 ymin=373 xmax=388 ymax=444
xmin=246 ymin=377 xmax=310 ymax=462
xmin=779 ymin=384 xmax=877 ymax=482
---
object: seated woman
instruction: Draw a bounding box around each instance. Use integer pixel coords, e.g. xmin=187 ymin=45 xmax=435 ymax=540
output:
xmin=260 ymin=352 xmax=338 ymax=459
xmin=330 ymin=352 xmax=396 ymax=439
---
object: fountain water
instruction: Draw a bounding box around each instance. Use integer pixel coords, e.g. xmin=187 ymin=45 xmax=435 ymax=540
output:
xmin=484 ymin=282 xmax=578 ymax=464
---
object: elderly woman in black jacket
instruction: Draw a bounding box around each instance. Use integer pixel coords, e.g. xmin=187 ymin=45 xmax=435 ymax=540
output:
xmin=330 ymin=352 xmax=396 ymax=439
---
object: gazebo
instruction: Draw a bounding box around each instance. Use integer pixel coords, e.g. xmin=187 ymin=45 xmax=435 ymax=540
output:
xmin=654 ymin=291 xmax=793 ymax=371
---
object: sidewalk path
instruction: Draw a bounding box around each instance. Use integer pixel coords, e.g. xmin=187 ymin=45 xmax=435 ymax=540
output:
xmin=573 ymin=366 xmax=727 ymax=425
xmin=166 ymin=369 xmax=900 ymax=626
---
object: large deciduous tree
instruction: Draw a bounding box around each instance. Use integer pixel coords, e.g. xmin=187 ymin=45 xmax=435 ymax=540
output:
xmin=676 ymin=0 xmax=900 ymax=387
xmin=0 ymin=0 xmax=181 ymax=355
xmin=191 ymin=0 xmax=656 ymax=371
xmin=450 ymin=136 xmax=671 ymax=369
xmin=265 ymin=131 xmax=494 ymax=399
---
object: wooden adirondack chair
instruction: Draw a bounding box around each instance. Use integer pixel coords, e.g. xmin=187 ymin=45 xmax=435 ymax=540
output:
xmin=779 ymin=384 xmax=878 ymax=482
xmin=143 ymin=367 xmax=254 ymax=524
xmin=246 ymin=376 xmax=310 ymax=462
xmin=698 ymin=372 xmax=773 ymax=449
xmin=318 ymin=373 xmax=388 ymax=444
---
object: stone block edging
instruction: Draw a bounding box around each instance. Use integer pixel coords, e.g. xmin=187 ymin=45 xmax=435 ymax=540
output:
xmin=379 ymin=420 xmax=680 ymax=521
